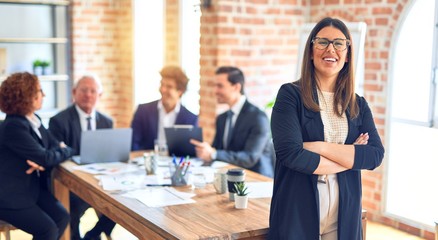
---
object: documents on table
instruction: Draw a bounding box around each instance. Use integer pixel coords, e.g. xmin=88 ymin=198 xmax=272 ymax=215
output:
xmin=123 ymin=187 xmax=196 ymax=207
xmin=246 ymin=182 xmax=273 ymax=198
xmin=73 ymin=162 xmax=138 ymax=175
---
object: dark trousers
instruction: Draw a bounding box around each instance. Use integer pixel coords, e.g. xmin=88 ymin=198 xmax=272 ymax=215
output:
xmin=70 ymin=193 xmax=91 ymax=240
xmin=0 ymin=189 xmax=69 ymax=240
xmin=86 ymin=215 xmax=116 ymax=237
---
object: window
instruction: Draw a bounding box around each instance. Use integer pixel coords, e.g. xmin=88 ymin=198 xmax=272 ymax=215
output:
xmin=0 ymin=2 xmax=69 ymax=125
xmin=133 ymin=0 xmax=164 ymax=106
xmin=386 ymin=0 xmax=438 ymax=227
xmin=180 ymin=0 xmax=201 ymax=114
xmin=133 ymin=0 xmax=200 ymax=115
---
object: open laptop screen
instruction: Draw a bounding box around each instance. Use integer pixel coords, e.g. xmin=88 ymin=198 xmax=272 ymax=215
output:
xmin=72 ymin=128 xmax=132 ymax=165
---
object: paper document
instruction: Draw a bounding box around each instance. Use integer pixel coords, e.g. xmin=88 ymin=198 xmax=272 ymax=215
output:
xmin=246 ymin=182 xmax=273 ymax=198
xmin=123 ymin=187 xmax=196 ymax=207
xmin=73 ymin=162 xmax=138 ymax=175
xmin=99 ymin=172 xmax=146 ymax=191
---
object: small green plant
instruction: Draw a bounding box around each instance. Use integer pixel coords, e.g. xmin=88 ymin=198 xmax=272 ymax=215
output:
xmin=33 ymin=59 xmax=42 ymax=68
xmin=40 ymin=60 xmax=50 ymax=68
xmin=234 ymin=182 xmax=249 ymax=196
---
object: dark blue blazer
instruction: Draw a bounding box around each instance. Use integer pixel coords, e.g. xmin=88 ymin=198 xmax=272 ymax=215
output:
xmin=213 ymin=100 xmax=273 ymax=177
xmin=48 ymin=105 xmax=113 ymax=155
xmin=0 ymin=114 xmax=73 ymax=209
xmin=268 ymin=83 xmax=384 ymax=239
xmin=131 ymin=100 xmax=198 ymax=150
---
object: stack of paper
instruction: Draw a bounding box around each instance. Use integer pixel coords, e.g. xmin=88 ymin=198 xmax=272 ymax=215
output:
xmin=123 ymin=187 xmax=196 ymax=207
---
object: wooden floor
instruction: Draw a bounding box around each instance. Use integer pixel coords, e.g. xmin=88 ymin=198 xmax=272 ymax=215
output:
xmin=5 ymin=209 xmax=428 ymax=240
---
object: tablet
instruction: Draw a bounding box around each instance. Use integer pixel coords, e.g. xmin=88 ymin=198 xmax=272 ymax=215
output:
xmin=164 ymin=125 xmax=202 ymax=157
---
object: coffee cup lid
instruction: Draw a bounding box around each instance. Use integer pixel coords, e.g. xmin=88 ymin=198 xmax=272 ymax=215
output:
xmin=227 ymin=168 xmax=245 ymax=176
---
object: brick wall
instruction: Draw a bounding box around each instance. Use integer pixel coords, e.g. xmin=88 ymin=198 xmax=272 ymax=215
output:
xmin=199 ymin=0 xmax=307 ymax=142
xmin=165 ymin=0 xmax=180 ymax=65
xmin=70 ymin=0 xmax=133 ymax=128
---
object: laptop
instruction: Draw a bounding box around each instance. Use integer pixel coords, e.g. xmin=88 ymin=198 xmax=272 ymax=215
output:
xmin=72 ymin=128 xmax=132 ymax=165
xmin=164 ymin=125 xmax=202 ymax=157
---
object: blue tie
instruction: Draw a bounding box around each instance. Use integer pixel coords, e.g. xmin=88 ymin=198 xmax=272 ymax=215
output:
xmin=86 ymin=116 xmax=92 ymax=131
xmin=225 ymin=110 xmax=234 ymax=149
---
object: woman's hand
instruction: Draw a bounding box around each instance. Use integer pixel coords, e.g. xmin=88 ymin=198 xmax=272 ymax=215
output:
xmin=354 ymin=132 xmax=369 ymax=145
xmin=59 ymin=141 xmax=67 ymax=148
xmin=26 ymin=160 xmax=45 ymax=175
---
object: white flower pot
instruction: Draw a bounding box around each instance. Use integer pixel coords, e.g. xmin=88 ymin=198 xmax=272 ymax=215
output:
xmin=234 ymin=194 xmax=248 ymax=209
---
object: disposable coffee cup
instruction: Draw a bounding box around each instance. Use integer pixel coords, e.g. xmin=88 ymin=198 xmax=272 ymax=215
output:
xmin=226 ymin=168 xmax=245 ymax=201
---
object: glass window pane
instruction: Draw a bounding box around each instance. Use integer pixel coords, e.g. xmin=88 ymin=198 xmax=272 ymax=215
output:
xmin=0 ymin=4 xmax=54 ymax=38
xmin=387 ymin=0 xmax=437 ymax=227
xmin=390 ymin=0 xmax=435 ymax=122
xmin=133 ymin=0 xmax=164 ymax=105
xmin=180 ymin=0 xmax=201 ymax=115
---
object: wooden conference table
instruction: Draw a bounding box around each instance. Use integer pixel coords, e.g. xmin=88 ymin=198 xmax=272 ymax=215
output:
xmin=53 ymin=152 xmax=273 ymax=240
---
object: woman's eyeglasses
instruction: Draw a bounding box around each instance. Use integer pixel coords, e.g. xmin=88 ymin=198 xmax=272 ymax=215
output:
xmin=312 ymin=37 xmax=350 ymax=51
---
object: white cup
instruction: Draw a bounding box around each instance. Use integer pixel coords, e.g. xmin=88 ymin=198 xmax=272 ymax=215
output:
xmin=154 ymin=139 xmax=168 ymax=160
xmin=213 ymin=170 xmax=227 ymax=194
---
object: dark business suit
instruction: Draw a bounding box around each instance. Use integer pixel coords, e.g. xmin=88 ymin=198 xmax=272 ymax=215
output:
xmin=213 ymin=100 xmax=274 ymax=177
xmin=49 ymin=105 xmax=113 ymax=240
xmin=0 ymin=114 xmax=73 ymax=240
xmin=131 ymin=100 xmax=198 ymax=150
xmin=49 ymin=105 xmax=113 ymax=155
xmin=268 ymin=82 xmax=384 ymax=239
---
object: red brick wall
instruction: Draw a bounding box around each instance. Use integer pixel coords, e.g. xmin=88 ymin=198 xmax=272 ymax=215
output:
xmin=165 ymin=0 xmax=180 ymax=65
xmin=70 ymin=0 xmax=133 ymax=128
xmin=200 ymin=0 xmax=307 ymax=142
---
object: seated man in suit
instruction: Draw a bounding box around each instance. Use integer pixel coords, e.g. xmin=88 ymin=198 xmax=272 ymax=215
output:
xmin=131 ymin=65 xmax=198 ymax=150
xmin=191 ymin=66 xmax=274 ymax=177
xmin=49 ymin=74 xmax=113 ymax=240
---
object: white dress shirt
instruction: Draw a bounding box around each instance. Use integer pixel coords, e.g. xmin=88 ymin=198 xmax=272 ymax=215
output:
xmin=157 ymin=100 xmax=181 ymax=144
xmin=75 ymin=105 xmax=97 ymax=131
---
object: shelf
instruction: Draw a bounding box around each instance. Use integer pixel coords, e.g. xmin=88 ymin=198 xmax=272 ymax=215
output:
xmin=0 ymin=0 xmax=69 ymax=5
xmin=0 ymin=38 xmax=68 ymax=44
xmin=0 ymin=74 xmax=69 ymax=82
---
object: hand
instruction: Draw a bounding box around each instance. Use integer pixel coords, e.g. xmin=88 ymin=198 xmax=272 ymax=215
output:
xmin=59 ymin=141 xmax=67 ymax=148
xmin=353 ymin=133 xmax=369 ymax=145
xmin=190 ymin=139 xmax=214 ymax=163
xmin=26 ymin=160 xmax=45 ymax=175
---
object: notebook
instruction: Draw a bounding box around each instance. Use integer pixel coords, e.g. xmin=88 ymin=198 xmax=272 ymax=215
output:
xmin=72 ymin=128 xmax=133 ymax=165
xmin=164 ymin=125 xmax=202 ymax=157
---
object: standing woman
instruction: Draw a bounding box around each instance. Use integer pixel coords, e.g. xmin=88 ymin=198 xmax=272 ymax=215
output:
xmin=268 ymin=17 xmax=384 ymax=240
xmin=0 ymin=72 xmax=73 ymax=240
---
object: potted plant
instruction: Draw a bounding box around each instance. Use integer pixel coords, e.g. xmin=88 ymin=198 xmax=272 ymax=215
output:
xmin=32 ymin=59 xmax=42 ymax=75
xmin=40 ymin=60 xmax=50 ymax=75
xmin=234 ymin=182 xmax=249 ymax=209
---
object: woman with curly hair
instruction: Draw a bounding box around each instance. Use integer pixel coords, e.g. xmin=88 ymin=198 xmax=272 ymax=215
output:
xmin=0 ymin=72 xmax=74 ymax=240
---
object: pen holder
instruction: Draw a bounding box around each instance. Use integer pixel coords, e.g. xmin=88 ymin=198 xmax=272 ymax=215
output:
xmin=169 ymin=163 xmax=189 ymax=186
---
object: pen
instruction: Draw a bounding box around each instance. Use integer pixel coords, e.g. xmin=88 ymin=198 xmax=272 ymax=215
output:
xmin=36 ymin=169 xmax=40 ymax=177
xmin=172 ymin=155 xmax=177 ymax=167
xmin=146 ymin=184 xmax=172 ymax=187
xmin=178 ymin=156 xmax=184 ymax=166
xmin=182 ymin=161 xmax=191 ymax=176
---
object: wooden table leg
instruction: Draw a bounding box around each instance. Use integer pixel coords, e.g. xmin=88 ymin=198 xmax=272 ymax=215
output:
xmin=54 ymin=178 xmax=70 ymax=240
